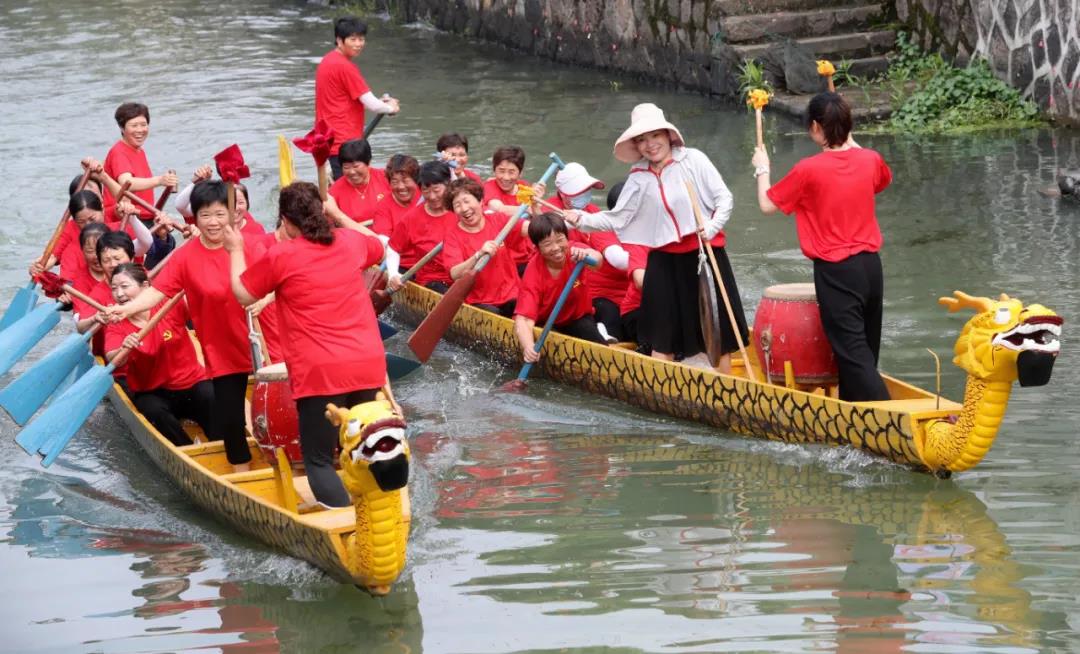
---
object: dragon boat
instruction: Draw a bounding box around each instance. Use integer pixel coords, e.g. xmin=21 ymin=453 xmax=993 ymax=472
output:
xmin=105 ymin=379 xmax=411 ymax=594
xmin=390 ymin=283 xmax=1062 ymax=475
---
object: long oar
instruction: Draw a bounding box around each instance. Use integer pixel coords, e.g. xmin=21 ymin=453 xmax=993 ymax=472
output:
xmin=408 ymin=153 xmax=565 ymax=362
xmin=0 ymin=168 xmax=93 ymax=331
xmin=685 ymin=183 xmax=757 ymax=382
xmin=17 ymin=293 xmax=185 ymax=467
xmin=502 ymin=257 xmax=594 ymax=392
xmin=362 ymin=112 xmax=385 ymax=142
xmin=154 ymin=170 xmax=177 ymax=211
xmin=372 ymin=243 xmax=443 ymax=315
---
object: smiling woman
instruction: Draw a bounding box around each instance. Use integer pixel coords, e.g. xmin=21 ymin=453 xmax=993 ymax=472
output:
xmin=102 ymin=102 xmax=177 ymax=221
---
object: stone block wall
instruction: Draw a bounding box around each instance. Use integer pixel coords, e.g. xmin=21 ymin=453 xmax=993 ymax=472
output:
xmin=897 ymin=0 xmax=1080 ymax=123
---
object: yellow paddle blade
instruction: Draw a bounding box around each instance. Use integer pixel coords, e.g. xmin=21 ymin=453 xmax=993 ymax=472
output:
xmin=278 ymin=135 xmax=296 ymax=188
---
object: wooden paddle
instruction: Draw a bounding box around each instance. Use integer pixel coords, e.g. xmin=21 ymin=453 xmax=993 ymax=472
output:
xmin=371 ymin=243 xmax=444 ymax=315
xmin=0 ymin=168 xmax=93 ymax=332
xmin=817 ymin=60 xmax=836 ymax=93
xmin=502 ymin=256 xmax=595 ymax=392
xmin=17 ymin=292 xmax=186 ymax=467
xmin=747 ymin=89 xmax=770 ymax=149
xmin=408 ymin=153 xmax=566 ymax=362
xmin=362 ymin=112 xmax=385 ymax=142
xmin=685 ymin=182 xmax=757 ymax=382
xmin=155 ymin=169 xmax=177 ymax=210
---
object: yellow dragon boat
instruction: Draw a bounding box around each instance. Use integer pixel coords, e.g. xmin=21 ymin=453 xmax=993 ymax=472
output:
xmin=106 ymin=381 xmax=411 ymax=594
xmin=390 ymin=284 xmax=1062 ymax=476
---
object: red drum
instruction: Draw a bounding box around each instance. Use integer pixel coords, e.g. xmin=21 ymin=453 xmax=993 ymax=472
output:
xmin=251 ymin=362 xmax=302 ymax=465
xmin=753 ymin=283 xmax=838 ymax=385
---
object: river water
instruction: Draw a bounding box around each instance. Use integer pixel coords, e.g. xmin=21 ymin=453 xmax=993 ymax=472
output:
xmin=1 ymin=1 xmax=1079 ymax=652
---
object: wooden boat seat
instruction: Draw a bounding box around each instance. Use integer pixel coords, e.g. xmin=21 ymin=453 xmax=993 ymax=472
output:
xmin=868 ymin=397 xmax=962 ymax=412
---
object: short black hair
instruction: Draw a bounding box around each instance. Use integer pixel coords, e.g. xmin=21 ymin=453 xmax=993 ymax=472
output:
xmin=190 ymin=180 xmax=229 ymax=216
xmin=69 ymin=174 xmax=102 ymax=197
xmin=338 ymin=139 xmax=372 ymax=166
xmin=114 ymin=102 xmax=149 ymax=129
xmin=492 ymin=145 xmax=525 ymax=171
xmin=96 ymin=230 xmax=135 ymax=262
xmin=79 ymin=222 xmax=111 ymax=249
xmin=68 ymin=190 xmax=102 ymax=217
xmin=437 ymin=133 xmax=469 ymax=153
xmin=527 ymin=212 xmax=569 ymax=246
xmin=335 ymin=16 xmax=368 ymax=41
xmin=418 ymin=161 xmax=452 ymax=187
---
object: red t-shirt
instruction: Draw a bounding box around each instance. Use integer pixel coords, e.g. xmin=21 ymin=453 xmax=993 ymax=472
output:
xmin=546 ymin=196 xmax=629 ymax=304
xmin=105 ymin=300 xmax=206 ymax=393
xmin=619 ymin=245 xmax=651 ymax=315
xmin=515 ymin=249 xmax=594 ymax=326
xmin=246 ymin=231 xmax=285 ymax=364
xmin=387 ymin=205 xmax=454 ymax=285
xmin=766 ymin=148 xmax=891 ymax=262
xmin=314 ymin=49 xmax=371 ymax=156
xmin=240 ymin=213 xmax=266 ymax=236
xmin=329 ymin=169 xmax=391 ymax=224
xmin=70 ymin=274 xmax=114 ymax=359
xmin=152 ymin=238 xmax=253 ymax=378
xmin=52 ymin=220 xmax=82 ymax=263
xmin=60 ymin=242 xmax=90 ymax=285
xmin=482 ymin=178 xmax=534 ymax=266
xmin=443 ymin=211 xmax=523 ymax=306
xmin=371 ymin=194 xmax=420 ymax=238
xmin=240 ymin=229 xmax=387 ymax=398
xmin=103 ymin=140 xmax=155 ymax=219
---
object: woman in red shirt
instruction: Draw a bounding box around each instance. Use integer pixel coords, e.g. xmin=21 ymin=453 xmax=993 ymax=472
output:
xmin=753 ymin=92 xmax=892 ymax=402
xmin=105 ymin=263 xmax=212 ymax=446
xmin=107 ymin=181 xmax=254 ymax=471
xmin=103 ymin=103 xmax=177 ymax=220
xmin=371 ymin=154 xmax=421 ymax=239
xmin=483 ymin=145 xmax=545 ymax=274
xmin=386 ymin=161 xmax=454 ymax=293
xmin=326 ymin=138 xmax=391 ymax=226
xmin=227 ymin=181 xmax=387 ymax=508
xmin=446 ymin=178 xmax=530 ymax=316
xmin=436 ymin=133 xmax=482 ymax=183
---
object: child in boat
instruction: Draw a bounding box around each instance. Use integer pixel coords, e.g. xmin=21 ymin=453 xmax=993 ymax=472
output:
xmin=483 ymin=145 xmax=545 ymax=274
xmin=546 ymin=163 xmax=628 ymax=343
xmin=445 ymin=178 xmax=530 ymax=316
xmin=437 ymin=133 xmax=482 ymax=183
xmin=371 ymin=154 xmax=421 ymax=239
xmin=752 ymin=92 xmax=892 ymax=401
xmin=513 ymin=212 xmax=607 ymax=362
xmin=386 ymin=161 xmax=454 ymax=293
xmin=327 ymin=138 xmax=391 ymax=226
xmin=105 ymin=262 xmax=213 ymax=447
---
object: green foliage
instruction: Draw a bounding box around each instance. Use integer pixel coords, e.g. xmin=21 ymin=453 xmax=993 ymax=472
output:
xmin=736 ymin=59 xmax=773 ymax=100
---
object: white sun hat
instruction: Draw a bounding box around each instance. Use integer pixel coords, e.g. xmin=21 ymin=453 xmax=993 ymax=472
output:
xmin=555 ymin=162 xmax=605 ymax=196
xmin=613 ymin=103 xmax=686 ymax=164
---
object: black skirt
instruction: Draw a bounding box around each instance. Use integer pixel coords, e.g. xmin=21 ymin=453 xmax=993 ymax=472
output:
xmin=640 ymin=247 xmax=748 ymax=358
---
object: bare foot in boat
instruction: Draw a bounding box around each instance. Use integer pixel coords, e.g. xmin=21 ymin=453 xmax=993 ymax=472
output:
xmin=233 ymin=463 xmax=251 ymax=474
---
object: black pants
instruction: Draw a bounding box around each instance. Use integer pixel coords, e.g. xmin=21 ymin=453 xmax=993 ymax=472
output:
xmin=296 ymin=388 xmax=380 ymax=507
xmin=813 ymin=251 xmax=890 ymax=402
xmin=553 ymin=314 xmax=606 ymax=344
xmin=474 ymin=298 xmax=517 ymax=317
xmin=132 ymin=380 xmax=214 ymax=447
xmin=426 ymin=281 xmax=449 ymax=294
xmin=328 ymin=155 xmax=343 ymax=181
xmin=592 ymin=297 xmax=623 ymax=341
xmin=211 ymin=373 xmax=253 ymax=465
xmin=143 ymin=232 xmax=176 ymax=272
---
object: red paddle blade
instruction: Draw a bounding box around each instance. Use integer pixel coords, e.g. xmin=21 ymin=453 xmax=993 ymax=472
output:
xmin=371 ymin=289 xmax=392 ymax=315
xmin=407 ymin=271 xmax=476 ymax=362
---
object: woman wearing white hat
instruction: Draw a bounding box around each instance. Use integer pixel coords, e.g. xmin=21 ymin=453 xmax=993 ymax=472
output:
xmin=564 ymin=103 xmax=747 ymax=371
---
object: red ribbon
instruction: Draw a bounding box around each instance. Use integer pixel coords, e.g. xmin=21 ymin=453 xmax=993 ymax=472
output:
xmin=213 ymin=144 xmax=251 ymax=184
xmin=34 ymin=271 xmax=70 ymax=299
xmin=293 ymin=120 xmax=335 ymax=167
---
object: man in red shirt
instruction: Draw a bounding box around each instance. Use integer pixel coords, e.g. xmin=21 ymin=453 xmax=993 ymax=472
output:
xmin=314 ymin=16 xmax=400 ymax=180
xmin=483 ymin=145 xmax=545 ymax=275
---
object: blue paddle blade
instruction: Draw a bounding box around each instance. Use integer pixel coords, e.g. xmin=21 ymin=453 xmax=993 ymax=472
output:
xmin=386 ymin=353 xmax=420 ymax=381
xmin=15 ymin=365 xmax=113 ymax=466
xmin=379 ymin=320 xmax=398 ymax=340
xmin=0 ymin=282 xmax=38 ymax=332
xmin=0 ymin=331 xmax=93 ymax=425
xmin=0 ymin=302 xmax=61 ymax=375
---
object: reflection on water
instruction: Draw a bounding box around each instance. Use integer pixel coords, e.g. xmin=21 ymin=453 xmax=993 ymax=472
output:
xmin=1 ymin=0 xmax=1079 ymax=651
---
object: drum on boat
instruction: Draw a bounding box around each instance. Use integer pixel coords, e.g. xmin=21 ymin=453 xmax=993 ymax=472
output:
xmin=251 ymin=362 xmax=301 ymax=465
xmin=753 ymin=283 xmax=838 ymax=385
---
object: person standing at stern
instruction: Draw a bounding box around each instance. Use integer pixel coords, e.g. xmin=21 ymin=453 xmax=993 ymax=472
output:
xmin=752 ymin=92 xmax=892 ymax=402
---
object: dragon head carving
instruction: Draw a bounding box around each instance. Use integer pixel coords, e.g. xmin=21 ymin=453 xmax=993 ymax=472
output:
xmin=941 ymin=291 xmax=1062 ymax=386
xmin=330 ymin=400 xmax=410 ymax=496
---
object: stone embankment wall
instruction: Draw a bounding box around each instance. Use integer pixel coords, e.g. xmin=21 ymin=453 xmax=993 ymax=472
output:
xmin=897 ymin=0 xmax=1080 ymax=123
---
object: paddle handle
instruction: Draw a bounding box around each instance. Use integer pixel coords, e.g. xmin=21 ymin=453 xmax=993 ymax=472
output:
xmin=389 ymin=243 xmax=444 ymax=295
xmin=155 ymin=170 xmax=177 ymax=210
xmin=36 ymin=168 xmax=93 ymax=270
xmin=685 ymin=182 xmax=757 ymax=382
xmin=110 ymin=292 xmax=186 ymax=369
xmin=62 ymin=285 xmax=107 ymax=313
xmin=516 ymin=257 xmax=594 ymax=382
xmin=475 ymin=154 xmax=565 ymax=273
xmin=755 ymin=108 xmax=763 ymax=149
xmin=362 ymin=112 xmax=385 ymax=141
xmin=826 ymin=75 xmax=835 ymax=93
xmin=531 ymin=196 xmax=568 ymax=217
xmin=247 ymin=311 xmax=268 ymax=371
xmin=317 ymin=165 xmax=328 ymax=202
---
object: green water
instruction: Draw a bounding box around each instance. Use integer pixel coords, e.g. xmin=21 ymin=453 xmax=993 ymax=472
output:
xmin=1 ymin=1 xmax=1079 ymax=651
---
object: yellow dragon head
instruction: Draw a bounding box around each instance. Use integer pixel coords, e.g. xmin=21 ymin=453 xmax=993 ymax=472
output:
xmin=330 ymin=400 xmax=410 ymax=496
xmin=941 ymin=291 xmax=1062 ymax=386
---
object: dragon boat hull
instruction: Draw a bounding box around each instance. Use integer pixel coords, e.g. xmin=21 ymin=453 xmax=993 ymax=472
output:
xmin=391 ymin=283 xmax=965 ymax=473
xmin=106 ymin=382 xmax=405 ymax=587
